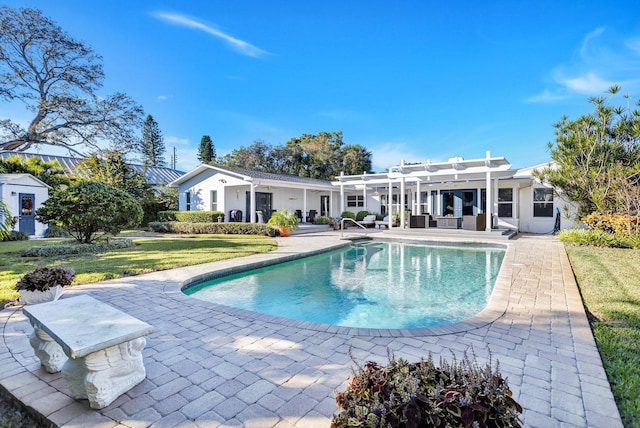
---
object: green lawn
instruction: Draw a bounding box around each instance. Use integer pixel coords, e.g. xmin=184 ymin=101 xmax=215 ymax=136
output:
xmin=566 ymin=246 xmax=640 ymax=428
xmin=0 ymin=235 xmax=277 ymax=304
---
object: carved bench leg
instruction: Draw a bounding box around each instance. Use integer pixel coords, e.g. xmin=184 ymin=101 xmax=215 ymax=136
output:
xmin=28 ymin=326 xmax=68 ymax=373
xmin=61 ymin=337 xmax=147 ymax=409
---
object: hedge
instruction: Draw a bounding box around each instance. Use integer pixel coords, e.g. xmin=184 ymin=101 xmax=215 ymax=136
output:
xmin=558 ymin=229 xmax=640 ymax=249
xmin=157 ymin=211 xmax=225 ymax=222
xmin=148 ymin=221 xmax=276 ymax=237
xmin=22 ymin=238 xmax=135 ymax=257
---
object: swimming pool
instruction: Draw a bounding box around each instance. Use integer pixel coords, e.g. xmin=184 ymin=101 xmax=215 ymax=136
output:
xmin=184 ymin=241 xmax=505 ymax=329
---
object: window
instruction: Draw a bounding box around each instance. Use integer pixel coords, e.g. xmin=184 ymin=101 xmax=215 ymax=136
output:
xmin=210 ymin=190 xmax=218 ymax=211
xmin=498 ymin=188 xmax=513 ymax=217
xmin=347 ymin=195 xmax=364 ymax=208
xmin=533 ymin=188 xmax=554 ymax=217
xmin=185 ymin=191 xmax=191 ymax=211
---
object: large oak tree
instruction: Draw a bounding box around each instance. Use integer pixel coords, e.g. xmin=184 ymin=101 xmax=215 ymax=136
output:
xmin=0 ymin=6 xmax=143 ymax=154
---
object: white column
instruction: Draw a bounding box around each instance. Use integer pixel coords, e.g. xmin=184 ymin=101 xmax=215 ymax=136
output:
xmin=362 ymin=186 xmax=367 ymax=211
xmin=388 ymin=180 xmax=393 ymax=228
xmin=303 ymin=189 xmax=308 ymax=223
xmin=330 ymin=191 xmax=334 ymax=218
xmin=485 ymin=171 xmax=492 ymax=230
xmin=415 ymin=180 xmax=421 ymax=214
xmin=250 ymin=184 xmax=256 ymax=223
xmin=513 ymin=186 xmax=519 ymax=231
xmin=340 ymin=184 xmax=344 ymax=215
xmin=436 ymin=189 xmax=441 ymax=216
xmin=493 ymin=177 xmax=499 ymax=227
xmin=400 ymin=177 xmax=406 ymax=228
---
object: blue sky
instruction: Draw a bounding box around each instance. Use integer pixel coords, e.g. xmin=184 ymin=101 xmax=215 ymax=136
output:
xmin=3 ymin=1 xmax=640 ymax=173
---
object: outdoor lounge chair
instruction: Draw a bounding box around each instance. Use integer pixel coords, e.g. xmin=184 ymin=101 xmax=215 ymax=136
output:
xmin=374 ymin=216 xmax=389 ymax=228
xmin=361 ymin=215 xmax=376 ymax=228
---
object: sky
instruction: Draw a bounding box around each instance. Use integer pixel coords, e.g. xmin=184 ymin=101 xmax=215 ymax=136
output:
xmin=3 ymin=0 xmax=640 ymax=173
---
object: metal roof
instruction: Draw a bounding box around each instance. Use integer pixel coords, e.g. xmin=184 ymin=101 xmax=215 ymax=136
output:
xmin=0 ymin=152 xmax=184 ymax=186
xmin=213 ymin=165 xmax=333 ymax=187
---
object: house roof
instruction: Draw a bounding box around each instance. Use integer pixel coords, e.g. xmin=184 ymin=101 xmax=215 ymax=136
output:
xmin=169 ymin=164 xmax=335 ymax=190
xmin=0 ymin=173 xmax=51 ymax=188
xmin=0 ymin=152 xmax=184 ymax=186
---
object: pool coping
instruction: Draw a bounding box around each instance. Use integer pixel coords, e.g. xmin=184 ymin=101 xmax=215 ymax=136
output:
xmin=174 ymin=237 xmax=513 ymax=337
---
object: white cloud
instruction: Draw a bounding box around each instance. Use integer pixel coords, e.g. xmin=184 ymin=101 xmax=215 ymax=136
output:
xmin=580 ymin=27 xmax=605 ymax=58
xmin=152 ymin=11 xmax=270 ymax=58
xmin=524 ymin=89 xmax=566 ymax=104
xmin=529 ymin=27 xmax=640 ymax=102
xmin=157 ymin=95 xmax=169 ymax=101
xmin=369 ymin=142 xmax=423 ymax=172
xmin=561 ymin=72 xmax=612 ymax=94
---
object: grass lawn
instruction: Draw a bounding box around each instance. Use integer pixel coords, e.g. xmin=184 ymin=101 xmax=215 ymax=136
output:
xmin=0 ymin=234 xmax=277 ymax=305
xmin=566 ymin=246 xmax=640 ymax=428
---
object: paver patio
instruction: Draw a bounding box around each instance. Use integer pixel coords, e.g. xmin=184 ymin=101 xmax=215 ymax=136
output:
xmin=0 ymin=231 xmax=623 ymax=427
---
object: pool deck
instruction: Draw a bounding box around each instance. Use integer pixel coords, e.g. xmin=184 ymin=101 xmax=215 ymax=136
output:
xmin=0 ymin=229 xmax=623 ymax=427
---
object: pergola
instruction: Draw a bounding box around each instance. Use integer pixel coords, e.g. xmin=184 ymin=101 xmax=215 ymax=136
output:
xmin=332 ymin=151 xmax=514 ymax=230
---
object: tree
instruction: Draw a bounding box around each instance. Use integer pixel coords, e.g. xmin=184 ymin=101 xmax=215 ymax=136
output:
xmin=534 ymin=85 xmax=640 ymax=216
xmin=218 ymin=140 xmax=276 ymax=171
xmin=218 ymin=132 xmax=374 ymax=179
xmin=0 ymin=155 xmax=70 ymax=189
xmin=0 ymin=200 xmax=12 ymax=240
xmin=140 ymin=115 xmax=165 ymax=167
xmin=340 ymin=144 xmax=373 ymax=176
xmin=0 ymin=6 xmax=143 ymax=154
xmin=75 ymin=150 xmax=153 ymax=202
xmin=35 ymin=182 xmax=143 ymax=243
xmin=197 ymin=135 xmax=216 ymax=164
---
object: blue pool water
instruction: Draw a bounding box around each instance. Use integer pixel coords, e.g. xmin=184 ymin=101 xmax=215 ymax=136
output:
xmin=184 ymin=241 xmax=505 ymax=329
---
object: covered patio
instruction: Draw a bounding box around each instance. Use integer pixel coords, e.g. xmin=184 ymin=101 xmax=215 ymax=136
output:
xmin=332 ymin=151 xmax=575 ymax=234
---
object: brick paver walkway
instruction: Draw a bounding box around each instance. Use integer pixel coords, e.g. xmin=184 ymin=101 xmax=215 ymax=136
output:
xmin=0 ymin=232 xmax=623 ymax=427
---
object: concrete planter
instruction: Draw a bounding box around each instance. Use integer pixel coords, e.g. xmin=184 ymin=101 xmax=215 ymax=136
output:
xmin=19 ymin=285 xmax=64 ymax=305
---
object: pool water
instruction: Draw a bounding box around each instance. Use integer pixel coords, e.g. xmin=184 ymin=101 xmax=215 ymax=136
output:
xmin=184 ymin=241 xmax=505 ymax=329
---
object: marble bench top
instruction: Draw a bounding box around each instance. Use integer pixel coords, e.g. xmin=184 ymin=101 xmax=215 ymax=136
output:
xmin=23 ymin=295 xmax=154 ymax=359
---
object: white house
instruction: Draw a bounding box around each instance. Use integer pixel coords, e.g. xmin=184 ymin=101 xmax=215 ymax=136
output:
xmin=170 ymin=152 xmax=578 ymax=233
xmin=333 ymin=152 xmax=577 ymax=234
xmin=0 ymin=173 xmax=51 ymax=237
xmin=169 ymin=165 xmax=339 ymax=223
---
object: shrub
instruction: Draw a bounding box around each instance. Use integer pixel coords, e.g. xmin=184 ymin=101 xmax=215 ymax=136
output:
xmin=15 ymin=267 xmax=75 ymax=292
xmin=582 ymin=212 xmax=640 ymax=236
xmin=332 ymin=352 xmax=522 ymax=428
xmin=558 ymin=229 xmax=640 ymax=248
xmin=22 ymin=239 xmax=135 ymax=257
xmin=44 ymin=225 xmax=70 ymax=238
xmin=157 ymin=211 xmax=225 ymax=222
xmin=341 ymin=211 xmax=356 ymax=220
xmin=355 ymin=210 xmax=370 ymax=221
xmin=267 ymin=209 xmax=299 ymax=230
xmin=36 ymin=182 xmax=143 ymax=243
xmin=2 ymin=230 xmax=29 ymax=241
xmin=148 ymin=221 xmax=276 ymax=236
xmin=314 ymin=215 xmax=332 ymax=225
xmin=157 ymin=211 xmax=178 ymax=222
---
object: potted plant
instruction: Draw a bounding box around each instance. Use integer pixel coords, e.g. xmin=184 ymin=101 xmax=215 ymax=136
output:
xmin=15 ymin=266 xmax=75 ymax=305
xmin=266 ymin=209 xmax=299 ymax=237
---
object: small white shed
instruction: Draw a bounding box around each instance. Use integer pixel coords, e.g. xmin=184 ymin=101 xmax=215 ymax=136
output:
xmin=0 ymin=174 xmax=51 ymax=237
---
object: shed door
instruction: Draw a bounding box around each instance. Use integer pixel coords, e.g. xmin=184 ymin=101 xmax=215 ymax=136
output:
xmin=18 ymin=193 xmax=35 ymax=235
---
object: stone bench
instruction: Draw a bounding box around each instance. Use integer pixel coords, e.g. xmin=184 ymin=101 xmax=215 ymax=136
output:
xmin=23 ymin=295 xmax=154 ymax=409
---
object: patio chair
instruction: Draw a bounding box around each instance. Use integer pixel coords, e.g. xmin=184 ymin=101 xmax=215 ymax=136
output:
xmin=306 ymin=210 xmax=317 ymax=223
xmin=374 ymin=216 xmax=390 ymax=229
xmin=361 ymin=214 xmax=376 ymax=228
